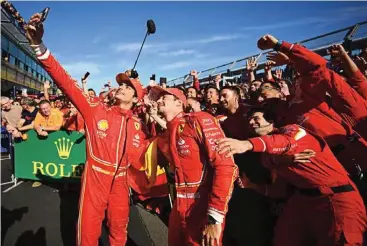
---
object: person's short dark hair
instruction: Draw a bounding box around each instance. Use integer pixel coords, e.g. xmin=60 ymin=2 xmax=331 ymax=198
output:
xmin=205 ymin=84 xmax=219 ymax=94
xmin=37 ymin=93 xmax=45 ymax=99
xmin=260 ymin=82 xmax=281 ymax=92
xmin=88 ymin=88 xmax=96 ymax=93
xmin=247 ymin=106 xmax=277 ymax=123
xmin=20 ymin=97 xmax=36 ymax=107
xmin=177 ymin=86 xmax=186 ymax=95
xmin=186 ymin=86 xmax=198 ymax=94
xmin=38 ymin=100 xmax=51 ymax=106
xmin=221 ymin=86 xmax=240 ymax=98
xmin=251 ymin=80 xmax=262 ymax=84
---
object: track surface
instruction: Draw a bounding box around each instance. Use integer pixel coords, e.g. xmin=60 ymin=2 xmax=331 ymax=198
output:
xmin=1 ymin=157 xmax=140 ymax=246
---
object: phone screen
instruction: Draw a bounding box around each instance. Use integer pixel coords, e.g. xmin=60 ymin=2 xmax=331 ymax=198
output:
xmin=84 ymin=72 xmax=90 ymax=80
xmin=40 ymin=7 xmax=50 ymax=23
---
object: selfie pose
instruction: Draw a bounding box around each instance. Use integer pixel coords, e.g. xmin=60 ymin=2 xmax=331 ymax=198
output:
xmin=24 ymin=12 xmax=150 ymax=246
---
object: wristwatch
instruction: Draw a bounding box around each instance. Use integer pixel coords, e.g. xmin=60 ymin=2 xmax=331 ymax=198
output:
xmin=207 ymin=215 xmax=220 ymax=225
xmin=274 ymin=40 xmax=282 ymax=52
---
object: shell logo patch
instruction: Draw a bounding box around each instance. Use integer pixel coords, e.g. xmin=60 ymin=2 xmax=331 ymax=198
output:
xmin=97 ymin=120 xmax=109 ymax=131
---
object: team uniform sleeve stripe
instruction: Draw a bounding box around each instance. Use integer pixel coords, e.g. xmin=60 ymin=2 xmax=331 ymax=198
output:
xmin=249 ymin=137 xmax=267 ymax=152
xmin=37 ymin=49 xmax=50 ymax=60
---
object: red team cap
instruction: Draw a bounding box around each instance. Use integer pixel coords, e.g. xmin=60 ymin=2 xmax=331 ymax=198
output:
xmin=151 ymin=86 xmax=187 ymax=106
xmin=115 ymin=73 xmax=144 ymax=100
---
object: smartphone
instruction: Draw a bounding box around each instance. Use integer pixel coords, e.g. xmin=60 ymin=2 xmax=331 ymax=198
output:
xmin=150 ymin=74 xmax=156 ymax=81
xmin=160 ymin=77 xmax=167 ymax=85
xmin=83 ymin=72 xmax=90 ymax=80
xmin=40 ymin=7 xmax=50 ymax=23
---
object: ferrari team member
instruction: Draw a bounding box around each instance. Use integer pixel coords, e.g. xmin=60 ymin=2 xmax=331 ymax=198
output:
xmin=326 ymin=44 xmax=367 ymax=138
xmin=258 ymin=35 xmax=367 ymax=176
xmin=218 ymin=107 xmax=367 ymax=246
xmin=25 ymin=13 xmax=149 ymax=246
xmin=217 ymin=86 xmax=274 ymax=246
xmin=151 ymin=86 xmax=238 ymax=246
xmin=269 ymin=39 xmax=367 ymax=140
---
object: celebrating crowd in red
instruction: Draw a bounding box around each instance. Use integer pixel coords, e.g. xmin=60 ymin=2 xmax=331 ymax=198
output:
xmin=1 ymin=10 xmax=367 ymax=246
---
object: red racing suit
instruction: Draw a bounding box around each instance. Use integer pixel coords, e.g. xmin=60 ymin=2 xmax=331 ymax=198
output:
xmin=278 ymin=41 xmax=367 ymax=175
xmin=158 ymin=111 xmax=238 ymax=246
xmin=36 ymin=49 xmax=149 ymax=246
xmin=248 ymin=124 xmax=367 ymax=245
xmin=280 ymin=41 xmax=367 ymax=139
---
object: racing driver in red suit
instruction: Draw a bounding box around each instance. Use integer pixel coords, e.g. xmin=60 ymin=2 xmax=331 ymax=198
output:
xmin=150 ymin=86 xmax=238 ymax=246
xmin=25 ymin=14 xmax=149 ymax=246
xmin=217 ymin=107 xmax=367 ymax=246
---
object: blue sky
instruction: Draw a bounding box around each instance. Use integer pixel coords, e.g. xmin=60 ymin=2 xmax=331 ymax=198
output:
xmin=14 ymin=1 xmax=367 ymax=91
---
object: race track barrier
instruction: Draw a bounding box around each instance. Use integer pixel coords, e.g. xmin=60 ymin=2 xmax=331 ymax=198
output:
xmin=1 ymin=126 xmax=11 ymax=153
xmin=14 ymin=130 xmax=86 ymax=182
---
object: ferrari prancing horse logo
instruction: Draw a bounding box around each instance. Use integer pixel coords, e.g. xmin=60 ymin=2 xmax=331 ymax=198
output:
xmin=134 ymin=122 xmax=140 ymax=130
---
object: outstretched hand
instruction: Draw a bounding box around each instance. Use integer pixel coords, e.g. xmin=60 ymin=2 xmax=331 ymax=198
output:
xmin=267 ymin=52 xmax=290 ymax=66
xmin=216 ymin=138 xmax=253 ymax=157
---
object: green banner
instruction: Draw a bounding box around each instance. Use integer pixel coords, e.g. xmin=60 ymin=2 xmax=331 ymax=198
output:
xmin=14 ymin=130 xmax=86 ymax=182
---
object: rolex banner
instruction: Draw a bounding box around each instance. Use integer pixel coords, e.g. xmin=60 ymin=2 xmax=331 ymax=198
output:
xmin=14 ymin=130 xmax=86 ymax=182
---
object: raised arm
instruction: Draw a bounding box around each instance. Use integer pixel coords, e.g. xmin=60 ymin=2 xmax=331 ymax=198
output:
xmin=43 ymin=80 xmax=50 ymax=101
xmin=329 ymin=44 xmax=367 ymax=100
xmin=190 ymin=70 xmax=200 ymax=91
xmin=25 ymin=13 xmax=98 ymax=120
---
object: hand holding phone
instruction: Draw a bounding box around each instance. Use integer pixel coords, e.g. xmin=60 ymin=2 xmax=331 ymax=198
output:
xmin=82 ymin=72 xmax=90 ymax=82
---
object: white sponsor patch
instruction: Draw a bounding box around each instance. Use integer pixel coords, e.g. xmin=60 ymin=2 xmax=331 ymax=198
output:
xmin=202 ymin=118 xmax=214 ymax=126
xmin=205 ymin=131 xmax=221 ymax=138
xmin=203 ymin=127 xmax=218 ymax=132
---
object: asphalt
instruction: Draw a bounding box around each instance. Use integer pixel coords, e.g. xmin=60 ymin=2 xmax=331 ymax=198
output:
xmin=1 ymin=156 xmax=166 ymax=246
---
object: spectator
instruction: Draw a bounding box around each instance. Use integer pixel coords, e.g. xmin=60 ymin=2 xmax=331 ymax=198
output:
xmin=249 ymin=80 xmax=262 ymax=93
xmin=205 ymin=85 xmax=222 ymax=115
xmin=33 ymin=100 xmax=63 ymax=137
xmin=190 ymin=70 xmax=201 ymax=91
xmin=186 ymin=87 xmax=198 ymax=98
xmin=17 ymin=97 xmax=39 ymax=132
xmin=88 ymin=88 xmax=96 ymax=98
xmin=276 ymin=79 xmax=291 ymax=96
xmin=246 ymin=56 xmax=258 ymax=82
xmin=1 ymin=96 xmax=23 ymax=130
xmin=63 ymin=102 xmax=85 ymax=133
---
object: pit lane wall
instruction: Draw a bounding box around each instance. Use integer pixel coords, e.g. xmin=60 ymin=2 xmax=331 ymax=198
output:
xmin=14 ymin=130 xmax=86 ymax=182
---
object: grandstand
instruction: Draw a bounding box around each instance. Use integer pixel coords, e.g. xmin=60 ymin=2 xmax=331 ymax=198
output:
xmin=168 ymin=20 xmax=367 ymax=87
xmin=1 ymin=5 xmax=55 ymax=98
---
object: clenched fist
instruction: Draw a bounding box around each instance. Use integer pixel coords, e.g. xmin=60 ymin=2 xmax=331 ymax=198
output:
xmin=257 ymin=35 xmax=279 ymax=50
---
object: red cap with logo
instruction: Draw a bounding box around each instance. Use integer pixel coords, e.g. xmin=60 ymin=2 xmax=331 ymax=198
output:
xmin=150 ymin=86 xmax=187 ymax=106
xmin=115 ymin=73 xmax=144 ymax=100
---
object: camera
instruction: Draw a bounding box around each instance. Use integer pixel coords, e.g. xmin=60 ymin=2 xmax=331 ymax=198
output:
xmin=130 ymin=70 xmax=139 ymax=79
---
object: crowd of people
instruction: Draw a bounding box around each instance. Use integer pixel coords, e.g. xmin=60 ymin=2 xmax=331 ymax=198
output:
xmin=1 ymin=11 xmax=367 ymax=246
